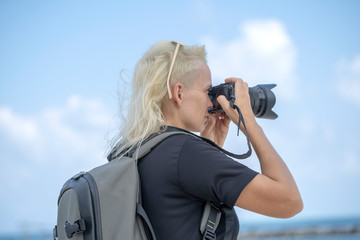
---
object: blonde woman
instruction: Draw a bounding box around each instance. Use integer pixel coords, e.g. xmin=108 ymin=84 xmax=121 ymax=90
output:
xmin=110 ymin=41 xmax=303 ymax=239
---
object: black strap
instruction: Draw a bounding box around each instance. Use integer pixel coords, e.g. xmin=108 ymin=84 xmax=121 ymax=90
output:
xmin=200 ymin=202 xmax=239 ymax=240
xmin=109 ymin=118 xmax=251 ymax=161
xmin=202 ymin=229 xmax=216 ymax=240
xmin=200 ymin=202 xmax=222 ymax=240
xmin=199 ymin=103 xmax=252 ymax=159
xmin=233 ymin=104 xmax=252 ymax=158
xmin=136 ymin=203 xmax=157 ymax=240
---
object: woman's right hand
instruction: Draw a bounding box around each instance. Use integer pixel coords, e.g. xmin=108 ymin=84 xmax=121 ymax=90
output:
xmin=218 ymin=78 xmax=303 ymax=218
xmin=217 ymin=78 xmax=256 ymax=133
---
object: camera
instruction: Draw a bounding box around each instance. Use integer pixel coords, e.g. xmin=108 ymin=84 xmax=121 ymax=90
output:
xmin=208 ymin=82 xmax=278 ymax=119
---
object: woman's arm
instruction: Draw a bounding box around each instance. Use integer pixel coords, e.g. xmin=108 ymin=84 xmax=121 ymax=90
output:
xmin=218 ymin=77 xmax=303 ymax=218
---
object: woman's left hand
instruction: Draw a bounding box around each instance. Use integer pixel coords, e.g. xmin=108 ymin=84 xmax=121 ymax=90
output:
xmin=201 ymin=112 xmax=231 ymax=147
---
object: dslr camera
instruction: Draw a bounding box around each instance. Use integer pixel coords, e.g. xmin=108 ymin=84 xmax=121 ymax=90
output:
xmin=208 ymin=82 xmax=278 ymax=119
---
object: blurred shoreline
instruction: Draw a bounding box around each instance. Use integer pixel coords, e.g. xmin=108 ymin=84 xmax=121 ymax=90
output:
xmin=238 ymin=216 xmax=360 ymax=239
xmin=0 ymin=216 xmax=359 ymax=240
xmin=239 ymin=223 xmax=360 ymax=239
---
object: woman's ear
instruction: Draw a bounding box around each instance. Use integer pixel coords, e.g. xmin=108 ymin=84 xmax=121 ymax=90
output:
xmin=171 ymin=82 xmax=184 ymax=106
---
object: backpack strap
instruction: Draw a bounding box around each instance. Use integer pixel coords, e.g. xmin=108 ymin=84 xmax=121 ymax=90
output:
xmin=200 ymin=202 xmax=239 ymax=240
xmin=109 ymin=127 xmax=251 ymax=162
xmin=134 ymin=129 xmax=251 ymax=161
xmin=200 ymin=202 xmax=222 ymax=240
xmin=133 ymin=131 xmax=194 ymax=160
xmin=136 ymin=203 xmax=157 ymax=240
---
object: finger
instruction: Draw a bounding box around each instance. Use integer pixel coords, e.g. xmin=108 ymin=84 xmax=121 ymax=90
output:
xmin=217 ymin=95 xmax=240 ymax=124
xmin=241 ymin=81 xmax=249 ymax=92
xmin=217 ymin=95 xmax=231 ymax=110
xmin=221 ymin=115 xmax=231 ymax=127
xmin=224 ymin=77 xmax=243 ymax=83
xmin=207 ymin=112 xmax=214 ymax=122
xmin=217 ymin=96 xmax=236 ymax=117
xmin=213 ymin=112 xmax=226 ymax=120
xmin=221 ymin=113 xmax=231 ymax=123
xmin=218 ymin=112 xmax=229 ymax=121
xmin=224 ymin=78 xmax=249 ymax=97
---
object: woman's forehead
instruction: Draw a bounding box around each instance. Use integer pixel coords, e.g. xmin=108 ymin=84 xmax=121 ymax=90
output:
xmin=196 ymin=63 xmax=212 ymax=87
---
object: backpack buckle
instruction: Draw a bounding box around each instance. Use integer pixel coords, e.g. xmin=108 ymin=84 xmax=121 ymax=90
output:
xmin=202 ymin=229 xmax=216 ymax=240
xmin=64 ymin=219 xmax=86 ymax=238
xmin=53 ymin=225 xmax=58 ymax=240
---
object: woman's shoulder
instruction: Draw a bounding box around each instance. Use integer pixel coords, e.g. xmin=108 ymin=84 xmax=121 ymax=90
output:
xmin=157 ymin=126 xmax=205 ymax=144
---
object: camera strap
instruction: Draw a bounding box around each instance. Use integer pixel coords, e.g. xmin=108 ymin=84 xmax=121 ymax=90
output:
xmin=233 ymin=104 xmax=252 ymax=159
xmin=201 ymin=104 xmax=252 ymax=159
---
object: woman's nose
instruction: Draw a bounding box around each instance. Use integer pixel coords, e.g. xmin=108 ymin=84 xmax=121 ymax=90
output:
xmin=207 ymin=96 xmax=213 ymax=109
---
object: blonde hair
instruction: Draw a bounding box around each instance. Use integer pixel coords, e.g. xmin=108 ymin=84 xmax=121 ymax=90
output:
xmin=109 ymin=40 xmax=207 ymax=158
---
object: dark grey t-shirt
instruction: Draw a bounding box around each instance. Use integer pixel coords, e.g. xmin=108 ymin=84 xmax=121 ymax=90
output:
xmin=138 ymin=127 xmax=258 ymax=240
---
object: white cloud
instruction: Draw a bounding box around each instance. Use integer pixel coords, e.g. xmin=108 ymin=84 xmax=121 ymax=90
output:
xmin=0 ymin=95 xmax=113 ymax=165
xmin=202 ymin=19 xmax=298 ymax=100
xmin=335 ymin=55 xmax=360 ymax=106
xmin=0 ymin=95 xmax=114 ymax=233
xmin=0 ymin=107 xmax=39 ymax=143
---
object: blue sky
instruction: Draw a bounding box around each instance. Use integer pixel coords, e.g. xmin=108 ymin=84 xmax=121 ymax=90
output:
xmin=1 ymin=0 xmax=359 ymax=234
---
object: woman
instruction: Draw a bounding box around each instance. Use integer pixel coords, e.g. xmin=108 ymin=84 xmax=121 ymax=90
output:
xmin=111 ymin=40 xmax=303 ymax=239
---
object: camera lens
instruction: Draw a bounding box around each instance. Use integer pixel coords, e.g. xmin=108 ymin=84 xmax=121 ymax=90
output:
xmin=248 ymin=84 xmax=278 ymax=119
xmin=208 ymin=83 xmax=278 ymax=119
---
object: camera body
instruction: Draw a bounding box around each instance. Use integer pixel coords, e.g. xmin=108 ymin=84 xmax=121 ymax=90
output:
xmin=208 ymin=83 xmax=236 ymax=113
xmin=208 ymin=82 xmax=278 ymax=119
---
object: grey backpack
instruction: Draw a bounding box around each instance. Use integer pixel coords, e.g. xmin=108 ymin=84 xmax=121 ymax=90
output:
xmin=53 ymin=131 xmax=238 ymax=240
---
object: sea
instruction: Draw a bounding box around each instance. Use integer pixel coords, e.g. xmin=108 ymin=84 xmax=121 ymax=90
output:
xmin=238 ymin=216 xmax=360 ymax=240
xmin=0 ymin=216 xmax=359 ymax=240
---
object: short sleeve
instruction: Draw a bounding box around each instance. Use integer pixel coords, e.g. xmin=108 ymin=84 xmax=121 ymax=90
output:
xmin=177 ymin=137 xmax=258 ymax=207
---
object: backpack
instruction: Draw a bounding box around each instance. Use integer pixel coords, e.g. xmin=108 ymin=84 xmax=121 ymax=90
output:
xmin=53 ymin=131 xmax=238 ymax=240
